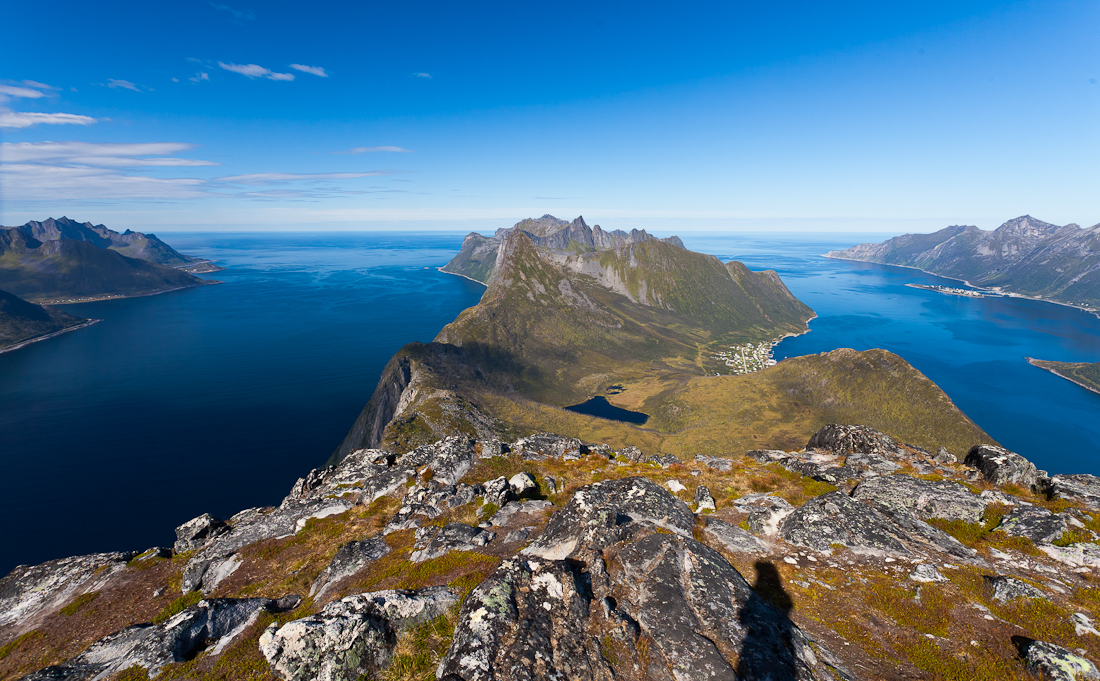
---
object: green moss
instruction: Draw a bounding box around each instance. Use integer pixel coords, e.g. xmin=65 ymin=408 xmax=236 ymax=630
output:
xmin=113 ymin=665 xmax=150 ymax=681
xmin=60 ymin=590 xmax=99 ymax=616
xmin=152 ymin=591 xmax=202 ymax=624
xmin=0 ymin=630 xmax=44 ymax=660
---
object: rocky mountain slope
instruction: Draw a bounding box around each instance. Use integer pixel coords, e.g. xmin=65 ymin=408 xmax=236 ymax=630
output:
xmin=4 ymin=425 xmax=1100 ymax=680
xmin=826 ymin=216 xmax=1100 ymax=310
xmin=0 ymin=218 xmax=220 ymax=303
xmin=0 ymin=289 xmax=93 ymax=352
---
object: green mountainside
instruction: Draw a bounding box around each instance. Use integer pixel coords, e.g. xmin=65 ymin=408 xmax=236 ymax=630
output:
xmin=826 ymin=215 xmax=1100 ymax=310
xmin=337 ymin=217 xmax=992 ymax=460
xmin=0 ymin=218 xmax=217 ymax=303
xmin=1028 ymin=358 xmax=1100 ymax=395
xmin=0 ymin=289 xmax=90 ymax=351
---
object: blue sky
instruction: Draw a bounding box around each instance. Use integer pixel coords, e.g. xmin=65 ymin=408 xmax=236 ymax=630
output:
xmin=1 ymin=0 xmax=1097 ymax=232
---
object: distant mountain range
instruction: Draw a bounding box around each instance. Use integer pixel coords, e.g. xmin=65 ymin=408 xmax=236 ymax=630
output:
xmin=826 ymin=215 xmax=1100 ymax=311
xmin=0 ymin=217 xmax=219 ymax=303
xmin=0 ymin=289 xmax=93 ymax=352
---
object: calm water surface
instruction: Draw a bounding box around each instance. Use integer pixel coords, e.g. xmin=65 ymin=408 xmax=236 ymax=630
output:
xmin=2 ymin=230 xmax=1098 ymax=574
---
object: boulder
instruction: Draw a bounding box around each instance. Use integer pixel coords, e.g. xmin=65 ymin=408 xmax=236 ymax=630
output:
xmin=260 ymin=588 xmax=458 ymax=681
xmin=543 ymin=475 xmax=559 ymax=495
xmin=487 ymin=500 xmax=553 ymax=527
xmin=779 ymin=491 xmax=973 ymax=558
xmin=508 ymin=473 xmax=536 ymax=497
xmin=25 ymin=596 xmax=299 ymax=680
xmin=807 ymin=424 xmax=899 ymax=457
xmin=409 ymin=523 xmax=495 ymax=563
xmin=651 ymin=453 xmax=681 ymax=468
xmin=478 ymin=439 xmax=509 ymax=459
xmin=173 ymin=513 xmax=228 ymax=554
xmin=851 ymin=474 xmax=987 ymax=523
xmin=983 ymin=575 xmax=1047 ymax=602
xmin=1052 ymin=474 xmax=1100 ymax=511
xmin=482 ymin=476 xmax=513 ymax=507
xmin=384 ymin=482 xmax=483 ymax=534
xmin=512 ymin=433 xmax=585 ymax=460
xmin=1014 ymin=638 xmax=1100 ymax=681
xmin=694 ymin=455 xmax=735 ymax=472
xmin=439 ymin=477 xmax=850 ymax=681
xmin=908 ymin=564 xmax=946 ymax=583
xmin=934 ymin=447 xmax=957 ymax=464
xmin=698 ymin=516 xmax=771 ymax=554
xmin=0 ymin=551 xmax=138 ymax=631
xmin=997 ymin=505 xmax=1067 ymax=544
xmin=964 ymin=444 xmax=1052 ymax=494
xmin=310 ymin=538 xmax=390 ymax=598
xmin=667 ymin=479 xmax=687 ymax=493
xmin=617 ymin=445 xmax=646 ymax=463
xmin=694 ymin=485 xmax=716 ymax=512
xmin=744 ymin=497 xmax=796 ymax=537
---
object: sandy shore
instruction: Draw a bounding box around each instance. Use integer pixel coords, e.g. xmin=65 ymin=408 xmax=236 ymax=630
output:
xmin=0 ymin=319 xmax=102 ymax=355
xmin=437 ymin=267 xmax=488 ymax=287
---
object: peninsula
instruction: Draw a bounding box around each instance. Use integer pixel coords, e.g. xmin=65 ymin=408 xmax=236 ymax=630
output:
xmin=1028 ymin=358 xmax=1100 ymax=396
xmin=0 ymin=288 xmax=97 ymax=353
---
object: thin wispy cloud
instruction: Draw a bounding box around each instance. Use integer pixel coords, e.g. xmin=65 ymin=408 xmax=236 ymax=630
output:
xmin=412 ymin=72 xmax=431 ymax=78
xmin=0 ymin=110 xmax=97 ymax=129
xmin=1 ymin=141 xmax=219 ymax=167
xmin=207 ymin=2 xmax=254 ymax=21
xmin=0 ymin=84 xmax=48 ymax=99
xmin=190 ymin=72 xmax=210 ymax=83
xmin=289 ymin=64 xmax=328 ymax=77
xmin=108 ymin=79 xmax=141 ymax=92
xmin=218 ymin=171 xmax=400 ymax=185
xmin=334 ymin=146 xmax=414 ymax=154
xmin=218 ymin=62 xmax=295 ymax=81
xmin=0 ymin=163 xmax=209 ymax=201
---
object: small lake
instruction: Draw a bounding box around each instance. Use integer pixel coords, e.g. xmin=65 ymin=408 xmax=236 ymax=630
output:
xmin=565 ymin=396 xmax=650 ymax=424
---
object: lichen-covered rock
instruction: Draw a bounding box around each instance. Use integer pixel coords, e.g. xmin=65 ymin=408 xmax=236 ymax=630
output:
xmin=310 ymin=538 xmax=390 ymax=598
xmin=260 ymin=588 xmax=457 ymax=681
xmin=807 ymin=424 xmax=899 ymax=457
xmin=934 ymin=447 xmax=957 ymax=464
xmin=512 ymin=433 xmax=585 ymax=460
xmin=482 ymin=476 xmax=513 ymax=507
xmin=439 ymin=477 xmax=850 ymax=681
xmin=1015 ymin=638 xmax=1100 ymax=680
xmin=741 ymin=496 xmax=795 ymax=537
xmin=908 ymin=563 xmax=946 ymax=583
xmin=487 ymin=500 xmax=553 ymax=527
xmin=384 ymin=482 xmax=483 ymax=534
xmin=965 ymin=444 xmax=1052 ymax=494
xmin=983 ymin=575 xmax=1047 ymax=602
xmin=779 ymin=491 xmax=973 ymax=558
xmin=173 ymin=513 xmax=228 ymax=554
xmin=1041 ymin=542 xmax=1100 ymax=568
xmin=695 ymin=455 xmax=734 ymax=472
xmin=0 ymin=551 xmax=138 ymax=631
xmin=699 ymin=517 xmax=771 ymax=554
xmin=851 ymin=474 xmax=987 ymax=523
xmin=694 ymin=485 xmax=716 ymax=512
xmin=24 ymin=596 xmax=299 ymax=680
xmin=507 ymin=473 xmax=536 ymax=497
xmin=997 ymin=505 xmax=1068 ymax=544
xmin=618 ymin=445 xmax=646 ymax=463
xmin=410 ymin=523 xmax=495 ymax=563
xmin=1052 ymin=474 xmax=1100 ymax=511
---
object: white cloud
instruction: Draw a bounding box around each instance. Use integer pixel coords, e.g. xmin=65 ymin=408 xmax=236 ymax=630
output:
xmin=218 ymin=62 xmax=294 ymax=81
xmin=0 ymin=84 xmax=47 ymax=99
xmin=21 ymin=80 xmax=59 ymax=91
xmin=108 ymin=79 xmax=141 ymax=92
xmin=1 ymin=141 xmax=219 ymax=167
xmin=190 ymin=72 xmax=210 ymax=83
xmin=207 ymin=2 xmax=254 ymax=21
xmin=289 ymin=64 xmax=328 ymax=77
xmin=412 ymin=72 xmax=431 ymax=78
xmin=218 ymin=171 xmax=397 ymax=185
xmin=336 ymin=146 xmax=414 ymax=154
xmin=0 ymin=109 xmax=97 ymax=129
xmin=0 ymin=163 xmax=209 ymax=201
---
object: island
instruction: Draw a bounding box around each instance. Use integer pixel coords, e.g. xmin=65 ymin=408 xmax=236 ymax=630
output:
xmin=826 ymin=215 xmax=1100 ymax=314
xmin=1028 ymin=358 xmax=1100 ymax=395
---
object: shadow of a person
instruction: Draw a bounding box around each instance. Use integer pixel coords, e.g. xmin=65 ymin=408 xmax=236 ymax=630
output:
xmin=735 ymin=560 xmax=799 ymax=680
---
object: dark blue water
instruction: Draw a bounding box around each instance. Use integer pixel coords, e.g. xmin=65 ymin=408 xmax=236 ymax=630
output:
xmin=682 ymin=232 xmax=1100 ymax=478
xmin=565 ymin=396 xmax=649 ymax=424
xmin=0 ymin=233 xmax=485 ymax=574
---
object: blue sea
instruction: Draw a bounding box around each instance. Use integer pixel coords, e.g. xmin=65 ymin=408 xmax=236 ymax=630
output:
xmin=1 ymin=231 xmax=1097 ymax=574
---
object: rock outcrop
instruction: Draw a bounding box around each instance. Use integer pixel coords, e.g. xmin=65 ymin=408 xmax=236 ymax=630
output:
xmin=965 ymin=444 xmax=1053 ymax=494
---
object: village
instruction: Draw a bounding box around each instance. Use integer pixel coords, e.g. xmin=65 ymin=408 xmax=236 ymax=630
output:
xmin=712 ymin=339 xmax=779 ymax=374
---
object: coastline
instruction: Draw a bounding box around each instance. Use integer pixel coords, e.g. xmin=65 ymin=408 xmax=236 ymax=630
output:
xmin=36 ymin=280 xmax=222 ymax=306
xmin=437 ymin=267 xmax=488 ymax=288
xmin=822 ymin=254 xmax=1100 ymax=319
xmin=0 ymin=319 xmax=102 ymax=355
xmin=1026 ymin=358 xmax=1100 ymax=397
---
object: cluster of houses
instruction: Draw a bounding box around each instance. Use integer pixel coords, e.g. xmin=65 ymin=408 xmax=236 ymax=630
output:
xmin=712 ymin=340 xmax=779 ymax=375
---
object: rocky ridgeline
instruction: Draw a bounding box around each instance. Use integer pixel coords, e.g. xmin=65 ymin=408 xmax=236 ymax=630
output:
xmin=4 ymin=428 xmax=1100 ymax=680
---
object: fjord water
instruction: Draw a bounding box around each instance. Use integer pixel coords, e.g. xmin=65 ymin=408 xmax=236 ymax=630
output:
xmin=683 ymin=232 xmax=1100 ymax=478
xmin=0 ymin=233 xmax=485 ymax=574
xmin=2 ymin=231 xmax=1098 ymax=574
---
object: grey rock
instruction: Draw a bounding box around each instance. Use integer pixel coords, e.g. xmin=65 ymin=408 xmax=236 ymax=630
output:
xmin=694 ymin=485 xmax=716 ymax=512
xmin=908 ymin=564 xmax=947 ymax=583
xmin=746 ymin=497 xmax=796 ymax=537
xmin=617 ymin=445 xmax=646 ymax=463
xmin=384 ymin=482 xmax=483 ymax=534
xmin=477 ymin=439 xmax=509 ymax=459
xmin=851 ymin=474 xmax=987 ymax=522
xmin=439 ymin=477 xmax=850 ymax=681
xmin=1041 ymin=542 xmax=1100 ymax=568
xmin=984 ymin=575 xmax=1047 ymax=602
xmin=746 ymin=449 xmax=789 ymax=463
xmin=1016 ymin=639 xmax=1100 ymax=681
xmin=487 ymin=499 xmax=554 ymax=527
xmin=0 ymin=551 xmax=138 ymax=631
xmin=24 ymin=596 xmax=298 ymax=680
xmin=807 ymin=424 xmax=899 ymax=457
xmin=512 ymin=432 xmax=585 ymax=460
xmin=998 ymin=505 xmax=1067 ymax=544
xmin=503 ymin=527 xmax=535 ymax=544
xmin=173 ymin=513 xmax=228 ymax=554
xmin=843 ymin=451 xmax=903 ymax=475
xmin=1052 ymin=474 xmax=1100 ymax=511
xmin=965 ymin=444 xmax=1053 ymax=494
xmin=650 ymin=453 xmax=681 ymax=468
xmin=934 ymin=447 xmax=957 ymax=464
xmin=780 ymin=491 xmax=973 ymax=558
xmin=482 ymin=476 xmax=513 ymax=507
xmin=260 ymin=588 xmax=458 ymax=681
xmin=310 ymin=538 xmax=390 ymax=598
xmin=508 ymin=472 xmax=536 ymax=497
xmin=543 ymin=475 xmax=558 ymax=495
xmin=694 ymin=455 xmax=735 ymax=472
xmin=698 ymin=516 xmax=771 ymax=554
xmin=409 ymin=523 xmax=495 ymax=563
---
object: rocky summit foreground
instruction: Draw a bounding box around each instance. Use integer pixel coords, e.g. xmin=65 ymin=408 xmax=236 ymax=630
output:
xmin=4 ymin=425 xmax=1100 ymax=680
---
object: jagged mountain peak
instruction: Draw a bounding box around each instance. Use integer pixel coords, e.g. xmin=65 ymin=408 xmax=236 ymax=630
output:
xmin=994 ymin=215 xmax=1063 ymax=238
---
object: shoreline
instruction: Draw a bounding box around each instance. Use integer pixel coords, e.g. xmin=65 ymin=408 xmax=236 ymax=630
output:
xmin=0 ymin=319 xmax=102 ymax=355
xmin=822 ymin=254 xmax=1100 ymax=319
xmin=35 ymin=281 xmax=222 ymax=306
xmin=437 ymin=267 xmax=488 ymax=288
xmin=1026 ymin=358 xmax=1100 ymax=397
